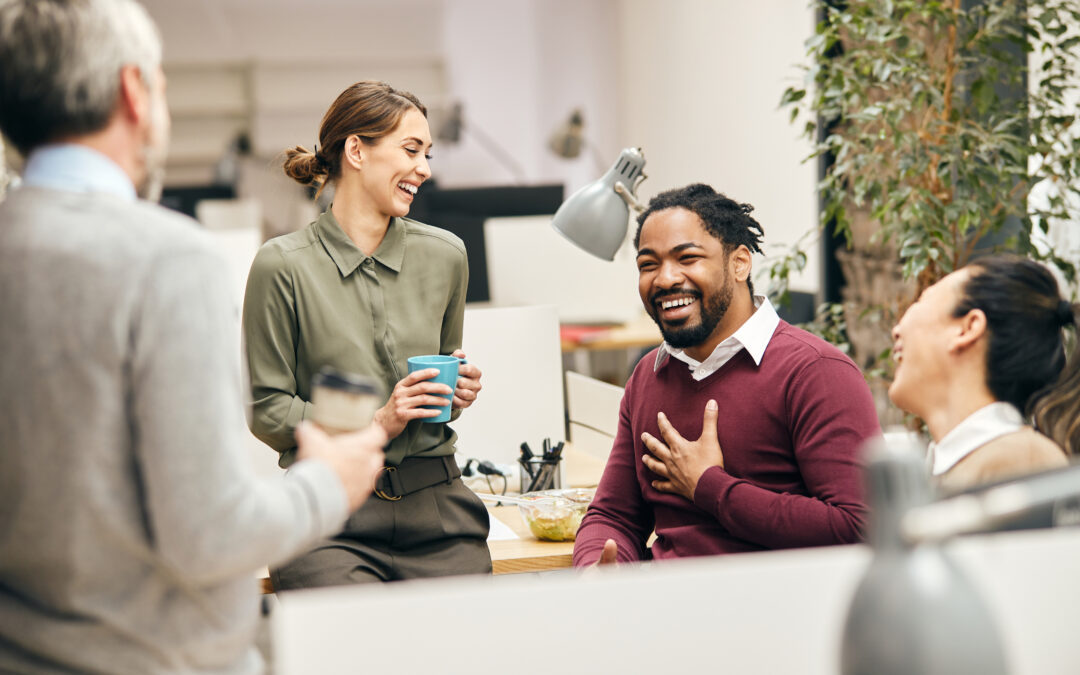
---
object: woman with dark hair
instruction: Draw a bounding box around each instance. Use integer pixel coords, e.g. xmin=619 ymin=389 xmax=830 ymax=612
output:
xmin=243 ymin=81 xmax=490 ymax=589
xmin=889 ymin=255 xmax=1077 ymax=491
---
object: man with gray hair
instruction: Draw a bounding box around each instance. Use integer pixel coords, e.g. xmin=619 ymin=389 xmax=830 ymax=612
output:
xmin=0 ymin=1 xmax=387 ymax=672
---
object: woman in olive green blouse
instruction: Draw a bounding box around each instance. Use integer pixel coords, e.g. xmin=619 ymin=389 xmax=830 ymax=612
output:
xmin=242 ymin=81 xmax=490 ymax=588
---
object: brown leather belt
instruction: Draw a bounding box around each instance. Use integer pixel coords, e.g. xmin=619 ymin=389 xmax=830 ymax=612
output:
xmin=373 ymin=455 xmax=460 ymax=501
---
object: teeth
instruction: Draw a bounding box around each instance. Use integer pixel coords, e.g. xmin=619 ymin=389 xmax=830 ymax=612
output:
xmin=398 ymin=182 xmax=417 ymax=195
xmin=661 ymin=297 xmax=694 ymax=310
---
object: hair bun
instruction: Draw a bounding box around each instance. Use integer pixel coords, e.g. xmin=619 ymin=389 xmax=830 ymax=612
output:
xmin=1058 ymin=299 xmax=1076 ymax=326
xmin=282 ymin=144 xmax=328 ymax=186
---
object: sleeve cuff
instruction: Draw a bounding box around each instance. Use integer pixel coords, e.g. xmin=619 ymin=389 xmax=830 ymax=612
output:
xmin=693 ymin=465 xmax=737 ymax=513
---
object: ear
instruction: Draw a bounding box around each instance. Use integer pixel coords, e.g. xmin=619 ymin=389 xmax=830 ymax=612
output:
xmin=729 ymin=245 xmax=753 ymax=283
xmin=118 ymin=65 xmax=149 ymax=125
xmin=342 ymin=134 xmax=364 ymax=171
xmin=950 ymin=308 xmax=987 ymax=353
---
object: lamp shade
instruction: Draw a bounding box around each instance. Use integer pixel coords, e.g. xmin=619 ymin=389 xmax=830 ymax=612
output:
xmin=551 ymin=147 xmax=646 ymax=260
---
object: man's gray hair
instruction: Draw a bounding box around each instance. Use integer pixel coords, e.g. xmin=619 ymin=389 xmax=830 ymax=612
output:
xmin=0 ymin=0 xmax=162 ymax=155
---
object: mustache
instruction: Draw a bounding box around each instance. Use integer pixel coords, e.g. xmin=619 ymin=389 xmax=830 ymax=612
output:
xmin=650 ymin=287 xmax=701 ymax=306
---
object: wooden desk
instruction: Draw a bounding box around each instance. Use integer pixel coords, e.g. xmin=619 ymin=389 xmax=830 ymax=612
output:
xmin=260 ymin=446 xmax=604 ymax=590
xmin=560 ymin=319 xmax=661 ymax=353
xmin=487 ymin=504 xmax=575 ymax=574
xmin=485 ymin=445 xmax=604 ymax=575
xmin=561 ymin=317 xmax=660 ymax=382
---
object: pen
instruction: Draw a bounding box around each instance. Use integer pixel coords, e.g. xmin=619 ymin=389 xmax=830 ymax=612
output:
xmin=519 ymin=443 xmax=536 ymax=479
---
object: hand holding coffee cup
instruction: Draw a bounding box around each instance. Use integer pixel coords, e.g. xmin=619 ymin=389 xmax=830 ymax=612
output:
xmin=448 ymin=349 xmax=482 ymax=411
xmin=374 ymin=358 xmax=456 ymax=438
xmin=405 ymin=355 xmax=466 ymax=424
xmin=310 ymin=368 xmax=382 ymax=435
xmin=302 ymin=368 xmax=387 ymax=511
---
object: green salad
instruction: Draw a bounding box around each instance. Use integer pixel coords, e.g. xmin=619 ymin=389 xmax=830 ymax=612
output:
xmin=519 ymin=490 xmax=594 ymax=541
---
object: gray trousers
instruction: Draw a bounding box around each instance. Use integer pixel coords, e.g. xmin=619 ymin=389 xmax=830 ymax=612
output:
xmin=270 ymin=476 xmax=492 ymax=590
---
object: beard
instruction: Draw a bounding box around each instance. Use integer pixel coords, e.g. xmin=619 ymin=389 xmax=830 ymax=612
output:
xmin=137 ymin=91 xmax=169 ymax=202
xmin=649 ymin=277 xmax=734 ymax=349
xmin=137 ymin=159 xmax=165 ymax=202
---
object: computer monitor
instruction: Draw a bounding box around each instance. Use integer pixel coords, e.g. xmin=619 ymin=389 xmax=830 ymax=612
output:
xmin=408 ymin=182 xmax=564 ymax=303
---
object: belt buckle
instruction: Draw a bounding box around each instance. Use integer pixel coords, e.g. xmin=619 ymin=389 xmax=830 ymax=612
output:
xmin=373 ymin=466 xmax=402 ymax=501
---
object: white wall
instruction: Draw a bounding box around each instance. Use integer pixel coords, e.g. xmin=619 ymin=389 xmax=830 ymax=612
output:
xmin=616 ymin=0 xmax=820 ymax=294
xmin=144 ymin=0 xmax=447 ymax=186
xmin=435 ymin=0 xmax=621 ymax=193
xmin=142 ymin=0 xmax=821 ymax=292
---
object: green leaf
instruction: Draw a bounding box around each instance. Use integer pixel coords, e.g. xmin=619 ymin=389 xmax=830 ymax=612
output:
xmin=780 ymin=87 xmax=807 ymax=107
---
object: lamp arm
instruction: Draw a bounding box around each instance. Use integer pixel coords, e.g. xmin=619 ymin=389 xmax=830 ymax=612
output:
xmin=463 ymin=119 xmax=527 ymax=184
xmin=901 ymin=463 xmax=1080 ymax=543
xmin=614 ymin=182 xmax=645 ymax=213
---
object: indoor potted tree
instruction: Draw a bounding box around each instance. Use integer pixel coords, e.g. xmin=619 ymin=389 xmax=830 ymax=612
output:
xmin=773 ymin=0 xmax=1080 ymax=422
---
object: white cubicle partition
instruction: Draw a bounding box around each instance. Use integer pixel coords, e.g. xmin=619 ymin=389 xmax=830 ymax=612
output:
xmin=274 ymin=527 xmax=1080 ymax=674
xmin=453 ymin=305 xmax=565 ymax=468
xmin=565 ymin=371 xmax=623 ymax=460
xmin=193 ymin=199 xmax=279 ymax=477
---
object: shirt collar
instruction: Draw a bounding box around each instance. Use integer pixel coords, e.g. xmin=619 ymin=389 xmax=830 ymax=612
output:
xmin=653 ymin=295 xmax=780 ymax=376
xmin=20 ymin=144 xmax=136 ymax=201
xmin=928 ymin=402 xmax=1026 ymax=476
xmin=315 ymin=209 xmax=406 ymax=277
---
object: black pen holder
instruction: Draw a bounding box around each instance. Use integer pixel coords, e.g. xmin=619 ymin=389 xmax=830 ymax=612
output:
xmin=519 ymin=457 xmax=561 ymax=493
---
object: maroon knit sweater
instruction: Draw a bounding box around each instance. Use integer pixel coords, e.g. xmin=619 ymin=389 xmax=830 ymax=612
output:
xmin=573 ymin=321 xmax=880 ymax=565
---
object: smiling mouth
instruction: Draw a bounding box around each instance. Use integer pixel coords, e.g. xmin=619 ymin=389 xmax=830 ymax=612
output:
xmin=660 ymin=297 xmax=695 ymax=310
xmin=652 ymin=293 xmax=698 ymax=322
xmin=397 ymin=181 xmax=418 ymax=196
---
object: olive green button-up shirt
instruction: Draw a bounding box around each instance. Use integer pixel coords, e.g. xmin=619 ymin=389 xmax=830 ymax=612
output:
xmin=243 ymin=210 xmax=468 ymax=467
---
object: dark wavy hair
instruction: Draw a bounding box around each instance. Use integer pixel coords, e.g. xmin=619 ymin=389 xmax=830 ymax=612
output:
xmin=634 ymin=183 xmax=765 ymax=294
xmin=954 ymin=255 xmax=1079 ymax=454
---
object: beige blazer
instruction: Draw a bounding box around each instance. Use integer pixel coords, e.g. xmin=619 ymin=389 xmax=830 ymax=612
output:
xmin=938 ymin=428 xmax=1068 ymax=493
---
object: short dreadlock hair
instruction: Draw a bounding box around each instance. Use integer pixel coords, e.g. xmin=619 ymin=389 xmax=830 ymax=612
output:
xmin=634 ymin=183 xmax=765 ymax=295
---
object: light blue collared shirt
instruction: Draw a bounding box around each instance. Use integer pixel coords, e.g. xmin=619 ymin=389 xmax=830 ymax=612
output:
xmin=20 ymin=144 xmax=136 ymax=201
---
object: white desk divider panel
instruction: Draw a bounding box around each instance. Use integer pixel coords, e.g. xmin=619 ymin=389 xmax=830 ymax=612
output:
xmin=195 ymin=198 xmax=263 ymax=314
xmin=274 ymin=526 xmax=1080 ymax=674
xmin=565 ymin=370 xmax=624 ymax=460
xmin=193 ymin=199 xmax=280 ymax=478
xmin=194 ymin=197 xmax=262 ymax=231
xmin=483 ymin=215 xmax=642 ymax=324
xmin=453 ymin=305 xmax=565 ymax=468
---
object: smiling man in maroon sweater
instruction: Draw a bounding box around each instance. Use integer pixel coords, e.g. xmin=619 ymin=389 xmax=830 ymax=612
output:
xmin=573 ymin=184 xmax=880 ymax=566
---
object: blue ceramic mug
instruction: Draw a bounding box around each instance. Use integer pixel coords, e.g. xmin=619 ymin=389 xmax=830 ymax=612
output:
xmin=406 ymin=355 xmax=466 ymax=423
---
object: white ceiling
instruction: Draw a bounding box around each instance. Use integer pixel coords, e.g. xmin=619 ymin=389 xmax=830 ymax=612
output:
xmin=140 ymin=0 xmax=446 ymax=64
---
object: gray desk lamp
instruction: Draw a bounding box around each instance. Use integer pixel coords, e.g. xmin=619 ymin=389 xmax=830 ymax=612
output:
xmin=842 ymin=437 xmax=1007 ymax=674
xmin=550 ymin=147 xmax=647 ymax=260
xmin=845 ymin=438 xmax=1080 ymax=673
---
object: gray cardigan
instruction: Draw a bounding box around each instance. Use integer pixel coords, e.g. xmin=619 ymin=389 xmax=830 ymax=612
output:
xmin=0 ymin=187 xmax=348 ymax=673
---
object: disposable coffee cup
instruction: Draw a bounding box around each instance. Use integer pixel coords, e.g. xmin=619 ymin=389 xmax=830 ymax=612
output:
xmin=406 ymin=355 xmax=465 ymax=423
xmin=310 ymin=367 xmax=383 ymax=435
